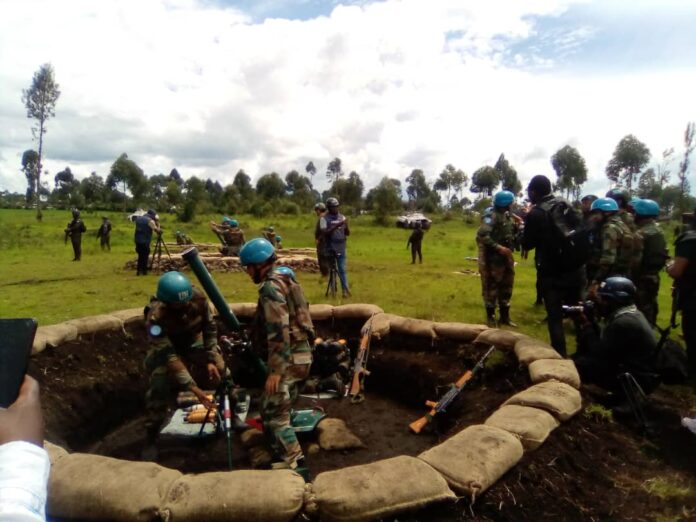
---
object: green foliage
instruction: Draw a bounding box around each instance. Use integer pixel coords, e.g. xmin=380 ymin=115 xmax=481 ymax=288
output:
xmin=21 ymin=149 xmax=39 ymax=204
xmin=326 ymin=157 xmax=343 ymax=183
xmin=583 ymin=402 xmax=613 ymax=422
xmin=494 ymin=154 xmax=522 ymax=195
xmin=605 ymin=134 xmax=651 ymax=191
xmin=256 ymin=172 xmax=286 ymax=200
xmin=551 ymin=145 xmax=587 ymax=201
xmin=107 ymin=153 xmax=147 ymax=211
xmin=278 ymin=200 xmax=301 ymax=215
xmin=330 ymin=171 xmax=364 ymax=209
xmin=434 ymin=164 xmax=468 ymax=206
xmin=369 ymin=177 xmax=402 ymax=225
xmin=642 ymin=477 xmax=692 ymax=500
xmin=471 ymin=166 xmax=500 ymax=196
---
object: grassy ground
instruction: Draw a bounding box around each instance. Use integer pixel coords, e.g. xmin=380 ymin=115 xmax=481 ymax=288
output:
xmin=0 ymin=208 xmax=678 ymax=354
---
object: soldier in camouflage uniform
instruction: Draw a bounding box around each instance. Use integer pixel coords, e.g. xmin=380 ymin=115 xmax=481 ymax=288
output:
xmin=262 ymin=226 xmax=277 ymax=247
xmin=142 ymin=271 xmax=226 ymax=456
xmin=210 ymin=217 xmax=246 ymax=256
xmin=64 ymin=208 xmax=87 ymax=261
xmin=633 ymin=199 xmax=668 ymax=325
xmin=607 ymin=188 xmax=643 ymax=276
xmin=240 ymin=238 xmax=314 ymax=479
xmin=586 ymin=198 xmax=636 ymax=297
xmin=476 ymin=191 xmax=521 ymax=327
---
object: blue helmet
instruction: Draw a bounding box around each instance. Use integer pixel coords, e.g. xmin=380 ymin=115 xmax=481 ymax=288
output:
xmin=229 ymin=219 xmax=239 ymax=227
xmin=628 ymin=197 xmax=640 ymax=208
xmin=222 ymin=216 xmax=234 ymax=226
xmin=493 ymin=190 xmax=514 ymax=208
xmin=598 ymin=277 xmax=636 ymax=305
xmin=156 ymin=271 xmax=193 ymax=303
xmin=274 ymin=266 xmax=296 ymax=279
xmin=239 ymin=238 xmax=276 ymax=266
xmin=275 ymin=235 xmax=282 ymax=242
xmin=634 ymin=199 xmax=660 ymax=217
xmin=591 ymin=197 xmax=619 ymax=212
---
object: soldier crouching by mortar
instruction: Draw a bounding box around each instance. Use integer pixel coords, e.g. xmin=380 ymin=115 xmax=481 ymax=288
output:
xmin=240 ymin=238 xmax=314 ymax=481
xmin=141 ymin=271 xmax=227 ymax=460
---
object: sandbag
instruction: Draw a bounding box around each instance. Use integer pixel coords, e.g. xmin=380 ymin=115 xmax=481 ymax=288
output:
xmin=309 ymin=303 xmax=334 ymax=321
xmin=32 ymin=324 xmax=79 ymax=354
xmin=248 ymin=446 xmax=273 ymax=469
xmin=162 ymin=470 xmax=305 ymax=522
xmin=514 ymin=338 xmax=563 ymax=365
xmin=317 ymin=418 xmax=365 ymax=450
xmin=369 ymin=313 xmax=395 ymax=340
xmin=503 ymin=381 xmax=582 ymax=421
xmin=111 ymin=307 xmax=146 ymax=325
xmin=388 ymin=316 xmax=436 ymax=339
xmin=65 ymin=314 xmax=124 ymax=335
xmin=229 ymin=302 xmax=257 ymax=318
xmin=312 ymin=456 xmax=455 ymax=522
xmin=418 ymin=424 xmax=523 ymax=500
xmin=474 ymin=329 xmax=527 ymax=350
xmin=528 ymin=359 xmax=581 ymax=389
xmin=484 ymin=405 xmax=560 ymax=450
xmin=332 ymin=304 xmax=383 ymax=320
xmin=43 ymin=441 xmax=69 ymax=466
xmin=48 ymin=453 xmax=181 ymax=521
xmin=433 ymin=322 xmax=488 ymax=342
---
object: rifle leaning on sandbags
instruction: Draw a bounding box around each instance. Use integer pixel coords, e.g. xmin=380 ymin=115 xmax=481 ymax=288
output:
xmin=347 ymin=313 xmax=375 ymax=404
xmin=409 ymin=345 xmax=495 ymax=434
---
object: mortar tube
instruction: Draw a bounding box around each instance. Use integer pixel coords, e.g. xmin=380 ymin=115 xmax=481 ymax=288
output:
xmin=181 ymin=247 xmax=267 ymax=378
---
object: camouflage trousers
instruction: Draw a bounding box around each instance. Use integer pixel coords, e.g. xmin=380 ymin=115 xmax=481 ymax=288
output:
xmin=262 ymin=363 xmax=311 ymax=467
xmin=635 ymin=274 xmax=660 ymax=326
xmin=480 ymin=262 xmax=515 ymax=308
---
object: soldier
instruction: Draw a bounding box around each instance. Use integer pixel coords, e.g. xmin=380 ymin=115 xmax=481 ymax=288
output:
xmin=175 ymin=230 xmax=194 ymax=245
xmin=211 ymin=218 xmax=246 ymax=256
xmin=406 ymin=222 xmax=424 ymax=264
xmin=476 ymin=190 xmax=521 ymax=327
xmin=64 ymin=208 xmax=86 ymax=261
xmin=633 ymin=199 xmax=668 ymax=325
xmin=142 ymin=271 xmax=226 ymax=458
xmin=314 ymin=203 xmax=330 ymax=278
xmin=240 ymin=238 xmax=314 ymax=480
xmin=586 ymin=197 xmax=635 ymax=297
xmin=607 ymin=188 xmax=642 ymax=276
xmin=262 ymin=226 xmax=277 ymax=246
xmin=580 ymin=195 xmax=598 ymax=225
xmin=275 ymin=235 xmax=283 ymax=250
xmin=96 ymin=216 xmax=112 ymax=251
xmin=320 ymin=197 xmax=351 ymax=297
xmin=134 ymin=209 xmax=160 ymax=276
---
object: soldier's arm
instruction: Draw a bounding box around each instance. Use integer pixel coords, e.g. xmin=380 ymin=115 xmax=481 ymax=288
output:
xmin=476 ymin=223 xmax=499 ymax=250
xmin=594 ymin=226 xmax=618 ymax=282
xmin=260 ymin=283 xmax=291 ymax=376
xmin=520 ymin=208 xmax=543 ymax=251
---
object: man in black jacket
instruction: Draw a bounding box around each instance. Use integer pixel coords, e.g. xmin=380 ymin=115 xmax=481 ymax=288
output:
xmin=521 ymin=175 xmax=586 ymax=356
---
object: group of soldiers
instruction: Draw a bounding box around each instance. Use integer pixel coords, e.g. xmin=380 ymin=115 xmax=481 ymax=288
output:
xmin=63 ymin=209 xmax=112 ymax=261
xmin=209 ymin=218 xmax=285 ymax=256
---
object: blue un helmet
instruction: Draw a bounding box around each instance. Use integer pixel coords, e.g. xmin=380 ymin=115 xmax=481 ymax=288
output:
xmin=229 ymin=219 xmax=239 ymax=227
xmin=591 ymin=197 xmax=619 ymax=212
xmin=493 ymin=190 xmax=514 ymax=209
xmin=222 ymin=216 xmax=234 ymax=226
xmin=634 ymin=199 xmax=660 ymax=217
xmin=597 ymin=277 xmax=636 ymax=305
xmin=239 ymin=238 xmax=276 ymax=267
xmin=274 ymin=266 xmax=296 ymax=279
xmin=156 ymin=271 xmax=193 ymax=304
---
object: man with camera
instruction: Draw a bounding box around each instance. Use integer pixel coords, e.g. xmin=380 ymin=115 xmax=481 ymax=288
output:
xmin=320 ymin=197 xmax=351 ymax=297
xmin=134 ymin=209 xmax=161 ymax=276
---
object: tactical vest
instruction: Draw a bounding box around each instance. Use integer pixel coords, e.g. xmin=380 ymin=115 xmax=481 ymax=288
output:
xmin=146 ymin=288 xmax=209 ymax=349
xmin=135 ymin=215 xmax=154 ymax=245
xmin=261 ymin=272 xmax=315 ymax=347
xmin=637 ymin=221 xmax=667 ymax=276
xmin=610 ymin=215 xmax=635 ymax=277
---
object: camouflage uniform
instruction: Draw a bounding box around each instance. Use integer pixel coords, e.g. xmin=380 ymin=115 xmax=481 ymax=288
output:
xmin=263 ymin=230 xmax=277 ymax=247
xmin=65 ymin=218 xmax=86 ymax=260
xmin=634 ymin=219 xmax=667 ymax=325
xmin=587 ymin=214 xmax=635 ymax=284
xmin=476 ymin=208 xmax=518 ymax=315
xmin=143 ymin=287 xmax=225 ymax=434
xmin=221 ymin=228 xmax=246 ymax=256
xmin=256 ymin=270 xmax=314 ymax=468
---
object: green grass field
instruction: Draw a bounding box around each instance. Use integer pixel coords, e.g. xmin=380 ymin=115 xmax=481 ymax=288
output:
xmin=0 ymin=208 xmax=678 ymax=354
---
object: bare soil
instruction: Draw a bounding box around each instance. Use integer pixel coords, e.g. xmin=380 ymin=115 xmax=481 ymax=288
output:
xmin=32 ymin=323 xmax=696 ymax=521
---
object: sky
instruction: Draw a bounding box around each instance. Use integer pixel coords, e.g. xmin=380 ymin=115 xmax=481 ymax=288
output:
xmin=1 ymin=0 xmax=695 ymax=199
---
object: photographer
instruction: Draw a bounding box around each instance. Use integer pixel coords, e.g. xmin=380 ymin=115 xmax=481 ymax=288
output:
xmin=571 ymin=277 xmax=659 ymax=395
xmin=134 ymin=209 xmax=161 ymax=276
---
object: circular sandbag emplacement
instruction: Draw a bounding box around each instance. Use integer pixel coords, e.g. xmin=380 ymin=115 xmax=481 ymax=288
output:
xmin=35 ymin=305 xmax=582 ymax=522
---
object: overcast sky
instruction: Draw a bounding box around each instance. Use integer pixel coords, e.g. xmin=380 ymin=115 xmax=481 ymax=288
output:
xmin=1 ymin=0 xmax=695 ymax=198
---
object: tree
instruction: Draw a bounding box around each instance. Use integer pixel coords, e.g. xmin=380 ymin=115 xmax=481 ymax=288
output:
xmin=330 ymin=171 xmax=364 ymax=209
xmin=233 ymin=169 xmax=254 ymax=199
xmin=21 ymin=149 xmax=39 ymax=205
xmin=367 ymin=177 xmax=402 ymax=225
xmin=637 ymin=168 xmax=661 ymax=200
xmin=470 ymin=166 xmax=500 ymax=196
xmin=256 ymin=172 xmax=286 ymax=201
xmin=79 ymin=172 xmax=105 ymax=207
xmin=605 ymin=134 xmax=651 ymax=191
xmin=405 ymin=169 xmax=432 ymax=204
xmin=169 ymin=168 xmax=184 ymax=186
xmin=305 ymin=161 xmax=317 ymax=184
xmin=106 ymin=153 xmax=147 ymax=211
xmin=22 ymin=63 xmax=61 ymax=220
xmin=550 ymin=145 xmax=588 ymax=201
xmin=286 ymin=170 xmax=314 ymax=209
xmin=677 ymin=122 xmax=695 ymax=212
xmin=657 ymin=148 xmax=674 ymax=186
xmin=180 ymin=176 xmax=206 ymax=222
xmin=53 ymin=167 xmax=79 ymax=208
xmin=326 ymin=157 xmax=343 ymax=183
xmin=434 ymin=164 xmax=467 ymax=205
xmin=494 ymin=154 xmax=522 ymax=195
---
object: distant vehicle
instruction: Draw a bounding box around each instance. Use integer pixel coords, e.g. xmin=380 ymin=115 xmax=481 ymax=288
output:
xmin=396 ymin=212 xmax=432 ymax=230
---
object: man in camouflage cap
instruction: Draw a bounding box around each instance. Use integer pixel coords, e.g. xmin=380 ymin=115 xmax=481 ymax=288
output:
xmin=476 ymin=190 xmax=522 ymax=327
xmin=240 ymin=238 xmax=314 ymax=480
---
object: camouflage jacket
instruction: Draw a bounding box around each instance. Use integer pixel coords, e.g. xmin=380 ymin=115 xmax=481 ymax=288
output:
xmin=223 ymin=228 xmax=246 ymax=247
xmin=635 ymin=220 xmax=667 ymax=277
xmin=256 ymin=271 xmax=314 ymax=375
xmin=476 ymin=209 xmax=518 ymax=266
xmin=591 ymin=214 xmax=635 ymax=282
xmin=145 ymin=287 xmax=219 ymax=388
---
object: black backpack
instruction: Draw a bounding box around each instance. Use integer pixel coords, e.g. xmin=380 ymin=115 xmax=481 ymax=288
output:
xmin=539 ymin=198 xmax=591 ymax=272
xmin=654 ymin=327 xmax=689 ymax=385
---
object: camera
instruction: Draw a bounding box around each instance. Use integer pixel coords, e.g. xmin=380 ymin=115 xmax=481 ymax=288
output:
xmin=561 ymin=300 xmax=595 ymax=318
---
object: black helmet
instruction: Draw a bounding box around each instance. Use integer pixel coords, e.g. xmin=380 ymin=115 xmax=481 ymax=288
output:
xmin=326 ymin=197 xmax=339 ymax=208
xmin=606 ymin=188 xmax=630 ymax=207
xmin=598 ymin=277 xmax=636 ymax=305
xmin=314 ymin=202 xmax=326 ymax=211
xmin=72 ymin=208 xmax=80 ymax=218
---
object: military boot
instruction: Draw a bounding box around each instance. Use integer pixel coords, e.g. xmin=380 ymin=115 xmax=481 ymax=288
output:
xmin=499 ymin=306 xmax=518 ymax=327
xmin=485 ymin=306 xmax=496 ymax=327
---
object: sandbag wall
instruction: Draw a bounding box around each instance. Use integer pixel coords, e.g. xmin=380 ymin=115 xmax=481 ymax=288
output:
xmin=38 ymin=304 xmax=582 ymax=522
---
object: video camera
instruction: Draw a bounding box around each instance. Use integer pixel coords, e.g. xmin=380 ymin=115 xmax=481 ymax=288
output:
xmin=561 ymin=300 xmax=595 ymax=318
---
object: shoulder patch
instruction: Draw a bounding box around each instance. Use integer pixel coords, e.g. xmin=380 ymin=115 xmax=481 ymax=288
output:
xmin=483 ymin=217 xmax=493 ymax=225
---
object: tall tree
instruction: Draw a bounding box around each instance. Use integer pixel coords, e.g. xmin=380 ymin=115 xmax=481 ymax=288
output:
xmin=232 ymin=169 xmax=254 ymax=199
xmin=169 ymin=168 xmax=184 ymax=186
xmin=433 ymin=164 xmax=468 ymax=207
xmin=657 ymin=148 xmax=674 ymax=186
xmin=494 ymin=154 xmax=522 ymax=195
xmin=22 ymin=63 xmax=61 ymax=220
xmin=53 ymin=166 xmax=79 ymax=208
xmin=21 ymin=149 xmax=39 ymax=205
xmin=256 ymin=172 xmax=286 ymax=201
xmin=637 ymin=168 xmax=661 ymax=200
xmin=366 ymin=177 xmax=402 ymax=225
xmin=470 ymin=166 xmax=500 ymax=196
xmin=678 ymin=122 xmax=695 ymax=212
xmin=79 ymin=172 xmax=105 ymax=206
xmin=286 ymin=170 xmax=314 ymax=209
xmin=605 ymin=134 xmax=651 ymax=191
xmin=106 ymin=153 xmax=147 ymax=211
xmin=326 ymin=157 xmax=343 ymax=183
xmin=550 ymin=145 xmax=588 ymax=200
xmin=305 ymin=161 xmax=317 ymax=184
xmin=330 ymin=171 xmax=364 ymax=209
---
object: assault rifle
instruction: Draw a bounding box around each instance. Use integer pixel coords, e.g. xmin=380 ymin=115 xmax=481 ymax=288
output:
xmin=409 ymin=346 xmax=495 ymax=434
xmin=347 ymin=314 xmax=374 ymax=404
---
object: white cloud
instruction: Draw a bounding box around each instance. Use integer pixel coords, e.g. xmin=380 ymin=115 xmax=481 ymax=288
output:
xmin=0 ymin=0 xmax=694 ymax=198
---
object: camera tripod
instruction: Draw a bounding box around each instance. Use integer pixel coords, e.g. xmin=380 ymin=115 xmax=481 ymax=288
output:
xmin=149 ymin=232 xmax=172 ymax=272
xmin=325 ymin=254 xmax=339 ymax=298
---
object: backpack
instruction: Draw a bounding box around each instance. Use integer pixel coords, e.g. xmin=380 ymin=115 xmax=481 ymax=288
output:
xmin=539 ymin=198 xmax=591 ymax=272
xmin=654 ymin=327 xmax=689 ymax=385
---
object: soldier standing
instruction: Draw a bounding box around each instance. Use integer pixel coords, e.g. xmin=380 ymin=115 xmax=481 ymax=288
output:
xmin=633 ymin=199 xmax=668 ymax=325
xmin=240 ymin=238 xmax=314 ymax=480
xmin=96 ymin=216 xmax=112 ymax=251
xmin=320 ymin=197 xmax=351 ymax=297
xmin=134 ymin=209 xmax=160 ymax=276
xmin=142 ymin=271 xmax=226 ymax=458
xmin=263 ymin=226 xmax=277 ymax=246
xmin=64 ymin=208 xmax=86 ymax=261
xmin=407 ymin=222 xmax=424 ymax=264
xmin=314 ymin=203 xmax=330 ymax=278
xmin=476 ymin=191 xmax=520 ymax=327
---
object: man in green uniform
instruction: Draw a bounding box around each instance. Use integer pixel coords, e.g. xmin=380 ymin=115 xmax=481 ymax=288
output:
xmin=240 ymin=238 xmax=314 ymax=479
xmin=607 ymin=188 xmax=642 ymax=276
xmin=262 ymin=226 xmax=277 ymax=247
xmin=211 ymin=217 xmax=246 ymax=256
xmin=476 ymin=190 xmax=521 ymax=327
xmin=586 ymin=198 xmax=635 ymax=297
xmin=632 ymin=199 xmax=668 ymax=325
xmin=96 ymin=216 xmax=112 ymax=251
xmin=142 ymin=271 xmax=226 ymax=456
xmin=406 ymin=222 xmax=424 ymax=264
xmin=64 ymin=208 xmax=86 ymax=261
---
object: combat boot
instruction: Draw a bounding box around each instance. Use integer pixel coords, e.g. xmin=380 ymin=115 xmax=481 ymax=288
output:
xmin=499 ymin=306 xmax=518 ymax=327
xmin=485 ymin=306 xmax=496 ymax=327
